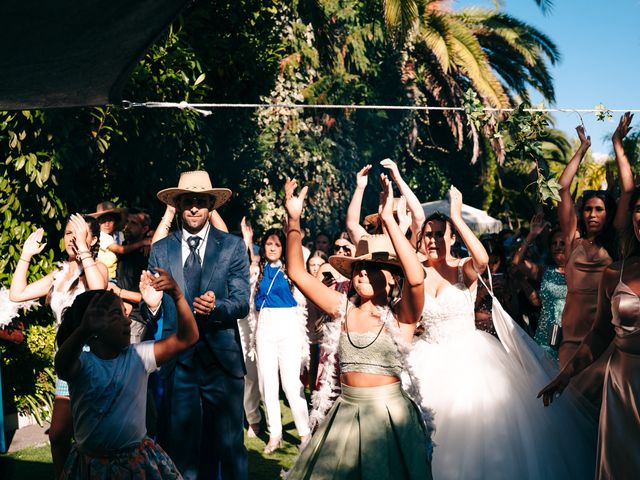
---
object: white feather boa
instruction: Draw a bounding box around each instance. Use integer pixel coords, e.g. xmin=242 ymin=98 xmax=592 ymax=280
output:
xmin=0 ymin=286 xmax=38 ymax=328
xmin=308 ymin=296 xmax=435 ymax=459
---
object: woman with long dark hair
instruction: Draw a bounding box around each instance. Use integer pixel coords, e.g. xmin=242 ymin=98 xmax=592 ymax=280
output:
xmin=540 ymin=184 xmax=640 ymax=479
xmin=557 ymin=116 xmax=633 ymax=407
xmin=9 ymin=214 xmax=108 ymax=478
xmin=410 ymin=187 xmax=595 ymax=480
xmin=284 ymin=176 xmax=432 ymax=479
xmin=253 ymin=228 xmax=310 ymax=454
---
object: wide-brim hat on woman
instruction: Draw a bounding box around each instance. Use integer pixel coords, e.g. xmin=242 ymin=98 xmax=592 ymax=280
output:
xmin=88 ymin=201 xmax=127 ymax=224
xmin=329 ymin=234 xmax=402 ymax=278
xmin=156 ymin=170 xmax=232 ymax=210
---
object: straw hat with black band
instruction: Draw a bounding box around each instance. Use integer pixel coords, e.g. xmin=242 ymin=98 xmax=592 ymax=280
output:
xmin=156 ymin=171 xmax=232 ymax=210
xmin=329 ymin=234 xmax=403 ymax=278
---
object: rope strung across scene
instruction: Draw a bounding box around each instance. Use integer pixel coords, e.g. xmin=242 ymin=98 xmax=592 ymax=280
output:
xmin=121 ymin=100 xmax=640 ymax=117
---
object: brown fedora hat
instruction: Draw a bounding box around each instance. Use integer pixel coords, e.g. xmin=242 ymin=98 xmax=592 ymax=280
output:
xmin=88 ymin=201 xmax=127 ymax=223
xmin=329 ymin=234 xmax=402 ymax=278
xmin=156 ymin=171 xmax=232 ymax=210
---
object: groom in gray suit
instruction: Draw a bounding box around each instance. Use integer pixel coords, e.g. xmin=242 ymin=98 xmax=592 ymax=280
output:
xmin=143 ymin=171 xmax=250 ymax=480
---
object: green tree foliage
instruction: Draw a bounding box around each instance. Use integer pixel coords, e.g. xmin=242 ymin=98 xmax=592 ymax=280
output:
xmin=0 ymin=0 xmax=577 ymax=418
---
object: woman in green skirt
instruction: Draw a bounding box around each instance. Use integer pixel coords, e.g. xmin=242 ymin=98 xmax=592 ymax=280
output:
xmin=283 ymin=176 xmax=433 ymax=480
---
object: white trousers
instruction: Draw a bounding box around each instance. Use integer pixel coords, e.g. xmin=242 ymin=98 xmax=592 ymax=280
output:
xmin=237 ymin=316 xmax=262 ymax=425
xmin=256 ymin=307 xmax=310 ymax=438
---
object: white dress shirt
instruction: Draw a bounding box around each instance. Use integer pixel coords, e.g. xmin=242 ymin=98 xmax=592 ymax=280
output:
xmin=181 ymin=224 xmax=210 ymax=266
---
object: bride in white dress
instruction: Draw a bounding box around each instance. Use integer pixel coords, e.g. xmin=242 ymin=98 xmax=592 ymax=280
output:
xmin=410 ymin=187 xmax=596 ymax=479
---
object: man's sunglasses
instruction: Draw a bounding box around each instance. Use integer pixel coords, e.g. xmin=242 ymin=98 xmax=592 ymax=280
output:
xmin=179 ymin=196 xmax=211 ymax=208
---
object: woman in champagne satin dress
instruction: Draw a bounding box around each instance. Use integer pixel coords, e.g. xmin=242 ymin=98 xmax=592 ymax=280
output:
xmin=540 ymin=185 xmax=640 ymax=480
xmin=557 ymin=116 xmax=634 ymax=407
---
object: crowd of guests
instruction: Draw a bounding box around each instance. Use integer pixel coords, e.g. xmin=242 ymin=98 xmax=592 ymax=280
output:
xmin=1 ymin=113 xmax=638 ymax=479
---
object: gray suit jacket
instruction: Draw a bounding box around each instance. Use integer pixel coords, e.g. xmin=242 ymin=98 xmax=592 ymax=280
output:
xmin=145 ymin=227 xmax=250 ymax=378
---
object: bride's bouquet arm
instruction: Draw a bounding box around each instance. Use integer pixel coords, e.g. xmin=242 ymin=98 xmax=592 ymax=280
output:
xmin=284 ymin=178 xmax=343 ymax=319
xmin=379 ymin=174 xmax=424 ymax=326
xmin=449 ymin=186 xmax=489 ymax=284
xmin=538 ymin=264 xmax=618 ymax=406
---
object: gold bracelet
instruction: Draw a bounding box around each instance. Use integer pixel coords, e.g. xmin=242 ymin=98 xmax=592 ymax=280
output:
xmin=287 ymin=228 xmax=302 ymax=235
xmin=83 ymin=263 xmax=98 ymax=270
xmin=18 ymin=257 xmax=30 ymax=263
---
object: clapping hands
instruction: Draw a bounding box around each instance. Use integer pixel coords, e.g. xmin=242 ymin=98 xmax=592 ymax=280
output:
xmin=380 ymin=158 xmax=401 ymax=182
xmin=576 ymin=125 xmax=591 ymax=149
xmin=529 ymin=213 xmax=548 ymax=238
xmin=379 ymin=174 xmax=395 ymax=222
xmin=68 ymin=213 xmax=91 ymax=253
xmin=140 ymin=268 xmax=182 ymax=309
xmin=356 ymin=165 xmax=372 ymax=189
xmin=284 ymin=178 xmax=308 ymax=222
xmin=21 ymin=228 xmax=47 ymax=259
xmin=613 ymin=112 xmax=633 ymax=143
xmin=449 ymin=186 xmax=463 ymax=221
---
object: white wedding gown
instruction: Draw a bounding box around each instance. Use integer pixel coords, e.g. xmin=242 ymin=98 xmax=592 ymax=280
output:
xmin=409 ymin=262 xmax=597 ymax=479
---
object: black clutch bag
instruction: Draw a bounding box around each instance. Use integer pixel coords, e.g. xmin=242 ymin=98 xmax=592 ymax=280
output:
xmin=549 ymin=324 xmax=562 ymax=349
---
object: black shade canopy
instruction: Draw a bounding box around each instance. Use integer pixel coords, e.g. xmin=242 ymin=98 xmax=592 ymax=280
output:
xmin=0 ymin=0 xmax=193 ymax=110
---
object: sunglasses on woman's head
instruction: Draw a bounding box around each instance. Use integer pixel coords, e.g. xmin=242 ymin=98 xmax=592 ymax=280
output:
xmin=334 ymin=244 xmax=351 ymax=253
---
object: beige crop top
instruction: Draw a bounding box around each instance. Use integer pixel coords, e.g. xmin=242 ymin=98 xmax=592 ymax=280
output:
xmin=338 ymin=327 xmax=403 ymax=377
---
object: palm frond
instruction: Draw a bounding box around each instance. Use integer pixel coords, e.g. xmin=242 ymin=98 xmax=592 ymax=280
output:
xmin=383 ymin=0 xmax=420 ymax=41
xmin=446 ymin=18 xmax=508 ymax=107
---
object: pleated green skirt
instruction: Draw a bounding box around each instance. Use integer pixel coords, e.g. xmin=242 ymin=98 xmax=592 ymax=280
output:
xmin=287 ymin=382 xmax=432 ymax=480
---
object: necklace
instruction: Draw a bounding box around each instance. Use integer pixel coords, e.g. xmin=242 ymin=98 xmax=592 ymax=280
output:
xmin=345 ymin=307 xmax=386 ymax=349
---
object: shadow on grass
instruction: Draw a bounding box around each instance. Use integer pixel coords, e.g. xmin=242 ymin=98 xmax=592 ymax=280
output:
xmin=248 ymin=447 xmax=290 ymax=480
xmin=0 ymin=455 xmax=52 ymax=480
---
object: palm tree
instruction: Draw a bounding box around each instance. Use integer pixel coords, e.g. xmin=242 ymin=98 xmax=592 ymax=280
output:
xmin=382 ymin=0 xmax=554 ymax=42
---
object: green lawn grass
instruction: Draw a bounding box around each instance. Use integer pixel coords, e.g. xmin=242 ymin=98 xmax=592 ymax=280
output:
xmin=0 ymin=401 xmax=300 ymax=480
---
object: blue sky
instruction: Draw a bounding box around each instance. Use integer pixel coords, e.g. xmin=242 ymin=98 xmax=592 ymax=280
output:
xmin=457 ymin=0 xmax=640 ymax=157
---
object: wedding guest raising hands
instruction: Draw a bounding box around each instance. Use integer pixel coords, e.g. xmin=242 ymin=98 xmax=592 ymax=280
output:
xmin=557 ymin=116 xmax=633 ymax=407
xmin=237 ymin=216 xmax=262 ymax=439
xmin=539 ymin=184 xmax=640 ymax=480
xmin=284 ymin=175 xmax=433 ymax=480
xmin=411 ymin=186 xmax=595 ymax=480
xmin=55 ymin=269 xmax=198 ymax=479
xmin=9 ymin=214 xmax=108 ymax=479
xmin=512 ymin=214 xmax=567 ymax=359
xmin=346 ymin=159 xmax=424 ymax=244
